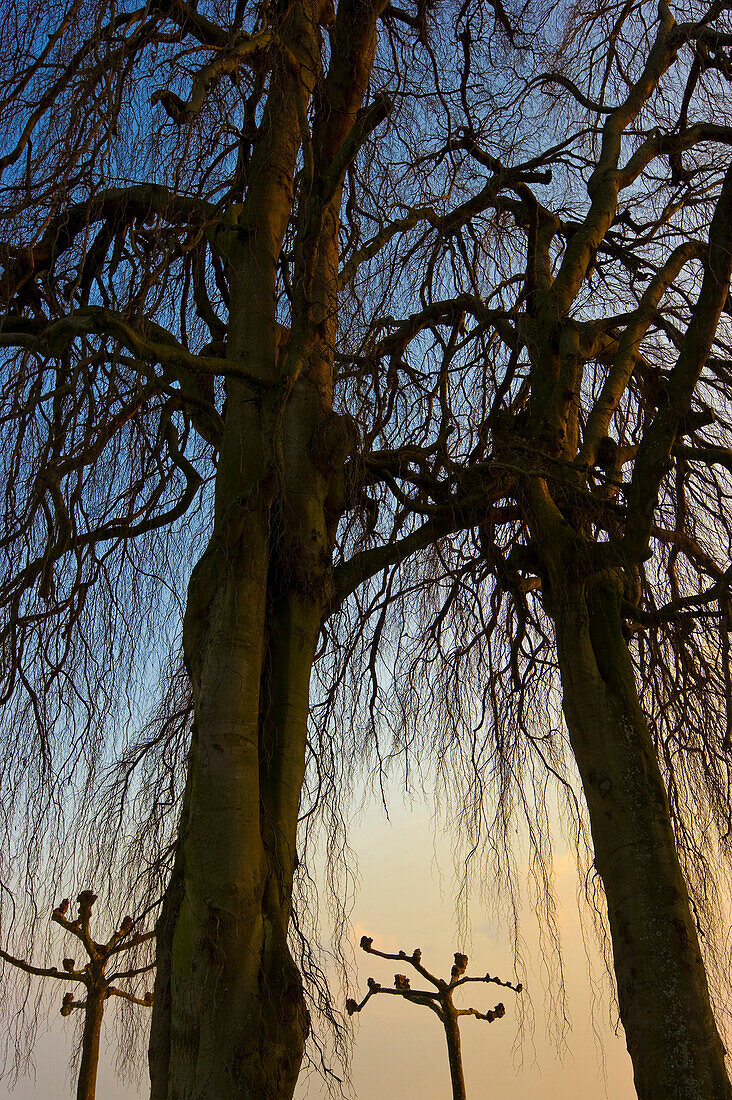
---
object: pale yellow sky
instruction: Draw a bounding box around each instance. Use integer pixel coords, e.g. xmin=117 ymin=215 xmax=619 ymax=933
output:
xmin=296 ymin=796 xmax=636 ymax=1100
xmin=11 ymin=794 xmax=637 ymax=1100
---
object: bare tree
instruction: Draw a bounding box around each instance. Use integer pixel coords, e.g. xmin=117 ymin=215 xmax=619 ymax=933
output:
xmin=0 ymin=1 xmax=527 ymax=1096
xmin=347 ymin=935 xmax=521 ymax=1100
xmin=2 ymin=1 xmax=732 ymax=1098
xmin=0 ymin=891 xmax=154 ymax=1100
xmin=327 ymin=5 xmax=732 ymax=1096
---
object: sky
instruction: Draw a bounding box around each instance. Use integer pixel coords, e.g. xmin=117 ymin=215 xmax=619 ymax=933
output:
xmin=8 ymin=791 xmax=637 ymax=1100
xmin=295 ymin=796 xmax=636 ymax=1100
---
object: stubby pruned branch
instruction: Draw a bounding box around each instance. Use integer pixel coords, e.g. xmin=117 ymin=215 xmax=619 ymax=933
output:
xmin=2 ymin=890 xmax=156 ymax=1006
xmin=0 ymin=948 xmax=83 ymax=982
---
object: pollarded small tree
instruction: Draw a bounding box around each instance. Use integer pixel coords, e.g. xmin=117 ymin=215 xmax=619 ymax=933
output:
xmin=0 ymin=891 xmax=154 ymax=1100
xmin=347 ymin=935 xmax=521 ymax=1100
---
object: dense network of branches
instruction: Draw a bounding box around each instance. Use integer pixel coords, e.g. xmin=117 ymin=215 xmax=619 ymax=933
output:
xmin=2 ymin=0 xmax=732 ymax=1085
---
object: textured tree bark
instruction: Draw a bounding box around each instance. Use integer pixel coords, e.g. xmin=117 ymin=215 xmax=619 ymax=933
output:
xmin=552 ymin=571 xmax=731 ymax=1100
xmin=148 ymin=383 xmax=329 ymax=1099
xmin=146 ymin=3 xmax=384 ymax=1092
xmin=148 ymin=424 xmax=328 ymax=1097
xmin=77 ymin=986 xmax=106 ymax=1100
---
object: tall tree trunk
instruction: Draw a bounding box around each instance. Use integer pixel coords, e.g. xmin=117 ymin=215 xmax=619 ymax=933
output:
xmin=77 ymin=986 xmax=105 ymax=1100
xmin=147 ymin=4 xmax=381 ymax=1092
xmin=148 ymin=400 xmax=326 ymax=1097
xmin=148 ymin=9 xmax=322 ymax=1082
xmin=148 ymin=376 xmax=344 ymax=1098
xmin=552 ymin=570 xmax=731 ymax=1099
xmin=148 ymin=512 xmax=317 ymax=1097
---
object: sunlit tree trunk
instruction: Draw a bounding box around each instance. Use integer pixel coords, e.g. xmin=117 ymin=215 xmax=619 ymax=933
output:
xmin=149 ymin=324 xmax=329 ymax=1100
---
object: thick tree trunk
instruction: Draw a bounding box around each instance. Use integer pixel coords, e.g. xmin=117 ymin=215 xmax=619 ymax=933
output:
xmin=77 ymin=986 xmax=105 ymax=1100
xmin=553 ymin=572 xmax=731 ymax=1099
xmin=147 ymin=3 xmax=380 ymax=1090
xmin=149 ymin=475 xmax=319 ymax=1096
xmin=148 ymin=366 xmax=340 ymax=1099
xmin=148 ymin=528 xmax=318 ymax=1097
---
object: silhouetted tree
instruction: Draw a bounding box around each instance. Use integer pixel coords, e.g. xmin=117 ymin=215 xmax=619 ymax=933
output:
xmin=2 ymin=1 xmax=732 ymax=1097
xmin=0 ymin=891 xmax=154 ymax=1100
xmin=347 ymin=935 xmax=521 ymax=1100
